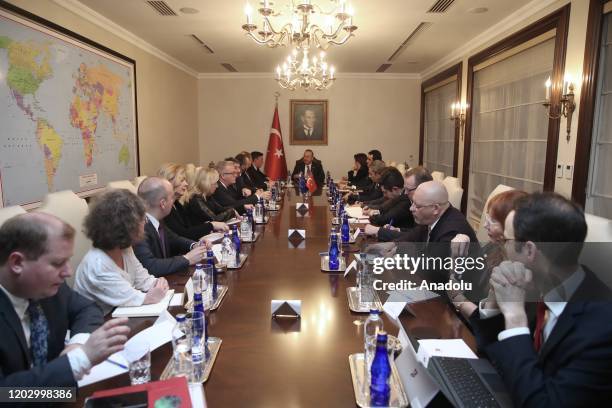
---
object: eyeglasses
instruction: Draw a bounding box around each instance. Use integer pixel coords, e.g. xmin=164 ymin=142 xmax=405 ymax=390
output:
xmin=222 ymin=172 xmax=235 ymax=176
xmin=405 ymin=186 xmax=417 ymax=192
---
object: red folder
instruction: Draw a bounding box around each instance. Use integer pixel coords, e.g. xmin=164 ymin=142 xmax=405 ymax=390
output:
xmin=90 ymin=376 xmax=192 ymax=407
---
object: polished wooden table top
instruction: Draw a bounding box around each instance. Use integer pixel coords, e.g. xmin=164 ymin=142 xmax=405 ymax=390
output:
xmin=76 ymin=188 xmax=475 ymax=407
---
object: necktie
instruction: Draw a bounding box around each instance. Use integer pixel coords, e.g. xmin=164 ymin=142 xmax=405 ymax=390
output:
xmin=158 ymin=224 xmax=168 ymax=258
xmin=306 ymin=165 xmax=312 ymax=176
xmin=426 ymin=226 xmax=432 ymax=243
xmin=533 ymin=300 xmax=549 ymax=352
xmin=27 ymin=301 xmax=49 ymax=367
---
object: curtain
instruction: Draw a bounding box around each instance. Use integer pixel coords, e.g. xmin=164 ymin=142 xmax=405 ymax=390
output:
xmin=467 ymin=38 xmax=555 ymax=225
xmin=586 ymin=12 xmax=612 ymax=219
xmin=424 ymin=80 xmax=456 ymax=176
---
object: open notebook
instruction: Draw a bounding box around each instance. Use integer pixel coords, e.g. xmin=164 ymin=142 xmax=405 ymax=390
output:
xmin=111 ymin=289 xmax=175 ymax=318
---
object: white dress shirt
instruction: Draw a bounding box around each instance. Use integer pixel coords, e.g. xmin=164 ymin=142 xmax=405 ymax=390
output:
xmin=74 ymin=247 xmax=157 ymax=315
xmin=479 ymin=266 xmax=585 ymax=343
xmin=146 ymin=212 xmax=160 ymax=231
xmin=0 ymin=284 xmax=92 ymax=380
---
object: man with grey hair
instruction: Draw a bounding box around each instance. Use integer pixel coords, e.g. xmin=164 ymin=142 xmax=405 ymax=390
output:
xmin=212 ymin=160 xmax=268 ymax=214
xmin=134 ymin=176 xmax=207 ymax=277
xmin=0 ymin=213 xmax=130 ymax=387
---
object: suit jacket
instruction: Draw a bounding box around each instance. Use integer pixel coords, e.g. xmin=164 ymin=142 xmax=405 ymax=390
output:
xmin=468 ymin=267 xmax=612 ymax=407
xmin=291 ymin=159 xmax=325 ymax=187
xmin=211 ymin=181 xmax=258 ymax=214
xmin=133 ymin=218 xmax=193 ymax=277
xmin=348 ymin=183 xmax=382 ymax=205
xmin=348 ymin=166 xmax=371 ymax=189
xmin=0 ymin=284 xmax=103 ymax=387
xmin=165 ymin=201 xmax=213 ymax=241
xmin=236 ymin=171 xmax=256 ymax=194
xmin=369 ymin=193 xmax=414 ymax=229
xmin=295 ymin=127 xmax=322 ymax=141
xmin=246 ymin=166 xmax=268 ymax=190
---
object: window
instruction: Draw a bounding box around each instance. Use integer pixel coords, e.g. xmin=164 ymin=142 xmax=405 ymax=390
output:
xmin=466 ymin=37 xmax=555 ymax=224
xmin=423 ymin=80 xmax=457 ymax=176
xmin=586 ymin=11 xmax=612 ymax=218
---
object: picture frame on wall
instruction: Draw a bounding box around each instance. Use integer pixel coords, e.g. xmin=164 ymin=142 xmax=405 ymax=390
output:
xmin=290 ymin=99 xmax=328 ymax=145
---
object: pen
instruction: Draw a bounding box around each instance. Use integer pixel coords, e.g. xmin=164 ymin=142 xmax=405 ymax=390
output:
xmin=107 ymin=359 xmax=128 ymax=370
xmin=385 ymin=218 xmax=394 ymax=229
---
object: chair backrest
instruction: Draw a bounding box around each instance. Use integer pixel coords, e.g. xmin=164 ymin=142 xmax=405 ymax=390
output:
xmin=431 ymin=171 xmax=445 ymax=181
xmin=476 ymin=184 xmax=515 ymax=242
xmin=444 ymin=184 xmax=464 ymax=209
xmin=36 ymin=190 xmax=91 ymax=288
xmin=133 ymin=175 xmax=147 ymax=190
xmin=0 ymin=205 xmax=27 ymax=227
xmin=580 ymin=213 xmax=612 ymax=288
xmin=107 ymin=180 xmax=137 ymax=195
xmin=442 ymin=176 xmax=461 ymax=190
xmin=396 ymin=163 xmax=406 ymax=175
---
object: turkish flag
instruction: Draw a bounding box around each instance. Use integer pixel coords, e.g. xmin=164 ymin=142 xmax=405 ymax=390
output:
xmin=264 ymin=106 xmax=288 ymax=181
xmin=306 ymin=173 xmax=317 ymax=192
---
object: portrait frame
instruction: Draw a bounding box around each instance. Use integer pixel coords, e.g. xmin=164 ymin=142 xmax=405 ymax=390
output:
xmin=290 ymin=99 xmax=328 ymax=145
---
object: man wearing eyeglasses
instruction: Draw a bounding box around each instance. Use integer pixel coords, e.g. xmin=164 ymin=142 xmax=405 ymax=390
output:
xmin=468 ymin=192 xmax=612 ymax=406
xmin=212 ymin=160 xmax=268 ymax=214
xmin=365 ymin=166 xmax=433 ymax=241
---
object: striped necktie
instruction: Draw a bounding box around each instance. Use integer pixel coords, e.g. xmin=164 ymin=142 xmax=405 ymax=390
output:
xmin=27 ymin=300 xmax=49 ymax=367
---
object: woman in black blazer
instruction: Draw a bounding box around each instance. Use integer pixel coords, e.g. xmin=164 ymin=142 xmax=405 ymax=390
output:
xmin=158 ymin=163 xmax=227 ymax=241
xmin=348 ymin=153 xmax=371 ymax=189
xmin=184 ymin=167 xmax=238 ymax=225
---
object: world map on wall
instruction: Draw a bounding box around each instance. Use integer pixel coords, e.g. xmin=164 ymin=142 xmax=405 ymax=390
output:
xmin=0 ymin=7 xmax=137 ymax=207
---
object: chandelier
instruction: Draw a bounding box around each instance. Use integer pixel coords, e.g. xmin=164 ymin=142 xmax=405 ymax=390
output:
xmin=242 ymin=0 xmax=357 ymax=50
xmin=276 ymin=48 xmax=335 ymax=90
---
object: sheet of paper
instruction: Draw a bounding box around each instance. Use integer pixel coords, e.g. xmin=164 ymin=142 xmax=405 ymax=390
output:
xmin=343 ymin=259 xmax=358 ymax=277
xmin=127 ymin=319 xmax=176 ymax=351
xmin=382 ymin=299 xmax=407 ymax=321
xmin=155 ymin=310 xmax=177 ymax=326
xmin=416 ymin=339 xmax=478 ymax=367
xmin=189 ymin=383 xmax=208 ymax=408
xmin=77 ymin=354 xmax=128 ymax=387
xmin=345 ymin=206 xmax=363 ymax=219
xmin=170 ymin=292 xmax=184 ymax=307
xmin=111 ymin=290 xmax=174 ymax=318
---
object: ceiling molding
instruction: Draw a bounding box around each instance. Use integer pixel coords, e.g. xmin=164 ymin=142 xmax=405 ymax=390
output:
xmin=420 ymin=0 xmax=560 ymax=79
xmin=52 ymin=0 xmax=199 ymax=77
xmin=198 ymin=72 xmax=421 ymax=80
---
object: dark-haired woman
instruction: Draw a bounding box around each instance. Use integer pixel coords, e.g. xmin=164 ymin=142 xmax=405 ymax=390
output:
xmin=74 ymin=189 xmax=169 ymax=315
xmin=348 ymin=153 xmax=370 ymax=189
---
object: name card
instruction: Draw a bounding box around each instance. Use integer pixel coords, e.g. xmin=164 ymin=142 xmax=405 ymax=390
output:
xmin=271 ymin=299 xmax=301 ymax=318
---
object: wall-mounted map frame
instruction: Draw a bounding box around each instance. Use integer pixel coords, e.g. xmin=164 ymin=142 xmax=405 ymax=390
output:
xmin=0 ymin=1 xmax=139 ymax=208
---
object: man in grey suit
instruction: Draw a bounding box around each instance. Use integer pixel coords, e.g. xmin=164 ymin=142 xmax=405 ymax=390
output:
xmin=0 ymin=213 xmax=130 ymax=388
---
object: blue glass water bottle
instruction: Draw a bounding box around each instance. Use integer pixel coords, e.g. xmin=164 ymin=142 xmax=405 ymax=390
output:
xmin=370 ymin=332 xmax=391 ymax=407
xmin=341 ymin=213 xmax=350 ymax=244
xmin=206 ymin=249 xmax=218 ymax=300
xmin=232 ymin=224 xmax=241 ymax=266
xmin=328 ymin=231 xmax=340 ymax=270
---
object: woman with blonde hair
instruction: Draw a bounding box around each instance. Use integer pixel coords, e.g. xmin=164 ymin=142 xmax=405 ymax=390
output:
xmin=185 ymin=167 xmax=237 ymax=224
xmin=158 ymin=162 xmax=227 ymax=241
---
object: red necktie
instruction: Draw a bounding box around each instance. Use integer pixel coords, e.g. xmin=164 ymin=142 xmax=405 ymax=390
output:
xmin=533 ymin=301 xmax=547 ymax=351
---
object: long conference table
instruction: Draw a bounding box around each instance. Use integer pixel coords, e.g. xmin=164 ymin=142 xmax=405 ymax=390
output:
xmin=76 ymin=188 xmax=476 ymax=407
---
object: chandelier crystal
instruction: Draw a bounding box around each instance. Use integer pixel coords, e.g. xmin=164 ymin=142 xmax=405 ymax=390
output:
xmin=275 ymin=48 xmax=335 ymax=91
xmin=242 ymin=0 xmax=357 ymax=50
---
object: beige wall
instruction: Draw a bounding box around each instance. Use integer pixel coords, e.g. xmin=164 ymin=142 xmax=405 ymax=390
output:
xmin=425 ymin=0 xmax=589 ymax=198
xmin=6 ymin=0 xmax=200 ymax=176
xmin=198 ymin=76 xmax=421 ymax=178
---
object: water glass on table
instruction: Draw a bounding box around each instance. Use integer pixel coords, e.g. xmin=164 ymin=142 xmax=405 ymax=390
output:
xmin=124 ymin=338 xmax=151 ymax=385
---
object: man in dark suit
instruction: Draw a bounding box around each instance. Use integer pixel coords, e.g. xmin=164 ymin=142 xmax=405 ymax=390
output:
xmin=291 ymin=149 xmax=325 ymax=187
xmin=236 ymin=152 xmax=257 ymax=193
xmin=213 ymin=160 xmax=270 ymax=214
xmin=0 ymin=213 xmax=130 ymax=387
xmin=469 ymin=193 xmax=612 ymax=406
xmin=134 ymin=177 xmax=207 ymax=277
xmin=346 ymin=160 xmax=386 ymax=204
xmin=247 ymin=151 xmax=269 ymax=190
xmin=365 ymin=166 xmax=433 ymax=240
xmin=367 ymin=167 xmax=414 ymax=229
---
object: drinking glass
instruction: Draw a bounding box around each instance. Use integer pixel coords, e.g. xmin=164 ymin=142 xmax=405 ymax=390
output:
xmin=124 ymin=338 xmax=151 ymax=385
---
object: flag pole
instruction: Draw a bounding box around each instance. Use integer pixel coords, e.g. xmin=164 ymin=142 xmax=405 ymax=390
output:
xmin=274 ymin=91 xmax=280 ymax=107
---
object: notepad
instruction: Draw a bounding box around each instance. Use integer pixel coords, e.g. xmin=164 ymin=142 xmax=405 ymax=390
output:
xmin=111 ymin=290 xmax=174 ymax=318
xmin=345 ymin=206 xmax=364 ymax=219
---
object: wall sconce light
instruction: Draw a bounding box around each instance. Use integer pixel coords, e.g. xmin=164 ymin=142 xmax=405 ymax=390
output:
xmin=450 ymin=102 xmax=468 ymax=140
xmin=542 ymin=75 xmax=576 ymax=142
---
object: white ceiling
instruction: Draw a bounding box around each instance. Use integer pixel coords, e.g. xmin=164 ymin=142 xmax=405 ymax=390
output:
xmin=74 ymin=0 xmax=535 ymax=74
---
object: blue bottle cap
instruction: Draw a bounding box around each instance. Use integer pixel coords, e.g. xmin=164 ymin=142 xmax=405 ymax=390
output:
xmin=369 ymin=309 xmax=380 ymax=314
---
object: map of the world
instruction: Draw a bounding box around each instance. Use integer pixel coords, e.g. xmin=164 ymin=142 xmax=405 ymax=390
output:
xmin=0 ymin=6 xmax=138 ymax=207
